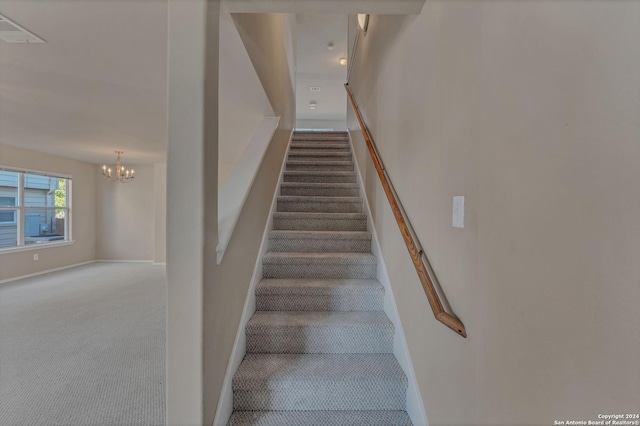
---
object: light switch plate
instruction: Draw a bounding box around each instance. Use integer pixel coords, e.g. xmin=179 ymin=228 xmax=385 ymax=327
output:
xmin=453 ymin=196 xmax=464 ymax=228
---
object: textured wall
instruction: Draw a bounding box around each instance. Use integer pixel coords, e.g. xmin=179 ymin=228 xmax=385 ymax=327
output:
xmin=348 ymin=2 xmax=640 ymax=425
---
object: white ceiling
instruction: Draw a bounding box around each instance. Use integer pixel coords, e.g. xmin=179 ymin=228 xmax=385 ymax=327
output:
xmin=0 ymin=0 xmax=168 ymax=165
xmin=0 ymin=2 xmax=400 ymax=163
xmin=295 ymin=14 xmax=348 ymax=124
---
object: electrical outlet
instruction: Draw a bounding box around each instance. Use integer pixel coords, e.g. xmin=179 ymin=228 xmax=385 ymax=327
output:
xmin=33 ymin=253 xmax=39 ymax=261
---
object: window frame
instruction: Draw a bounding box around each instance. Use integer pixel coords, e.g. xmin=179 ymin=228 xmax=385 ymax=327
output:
xmin=0 ymin=167 xmax=73 ymax=252
xmin=0 ymin=196 xmax=18 ymax=225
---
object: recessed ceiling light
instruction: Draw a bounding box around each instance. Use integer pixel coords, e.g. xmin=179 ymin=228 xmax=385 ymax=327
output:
xmin=0 ymin=14 xmax=46 ymax=43
xmin=339 ymin=57 xmax=348 ymax=66
xmin=327 ymin=42 xmax=334 ymax=50
xmin=309 ymin=101 xmax=318 ymax=110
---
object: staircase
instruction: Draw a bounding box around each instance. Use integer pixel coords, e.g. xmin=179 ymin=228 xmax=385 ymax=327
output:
xmin=228 ymin=131 xmax=413 ymax=426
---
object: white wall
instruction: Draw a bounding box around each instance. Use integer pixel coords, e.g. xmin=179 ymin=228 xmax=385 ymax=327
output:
xmin=96 ymin=164 xmax=155 ymax=261
xmin=348 ymin=2 xmax=640 ymax=425
xmin=218 ymin=6 xmax=274 ymax=188
xmin=204 ymin=12 xmax=296 ymax=425
xmin=0 ymin=144 xmax=96 ymax=281
xmin=95 ymin=162 xmax=166 ymax=263
xmin=296 ymin=118 xmax=347 ymax=130
xmin=166 ymin=0 xmax=217 ymax=424
xmin=153 ymin=163 xmax=166 ymax=264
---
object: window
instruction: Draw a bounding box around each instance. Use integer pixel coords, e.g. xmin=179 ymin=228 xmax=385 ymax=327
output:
xmin=0 ymin=196 xmax=17 ymax=224
xmin=0 ymin=168 xmax=71 ymax=250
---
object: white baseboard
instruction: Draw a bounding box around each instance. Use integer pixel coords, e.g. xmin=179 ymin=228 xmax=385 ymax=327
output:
xmin=212 ymin=130 xmax=293 ymax=426
xmin=152 ymin=262 xmax=167 ymax=266
xmin=0 ymin=260 xmax=96 ymax=285
xmin=348 ymin=132 xmax=429 ymax=426
xmin=95 ymin=259 xmax=154 ymax=263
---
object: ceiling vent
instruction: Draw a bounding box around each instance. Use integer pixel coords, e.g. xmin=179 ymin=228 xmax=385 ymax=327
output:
xmin=0 ymin=14 xmax=46 ymax=43
xmin=309 ymin=87 xmax=321 ymax=92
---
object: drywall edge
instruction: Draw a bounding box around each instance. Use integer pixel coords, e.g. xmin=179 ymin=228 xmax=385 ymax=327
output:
xmin=217 ymin=117 xmax=280 ymax=263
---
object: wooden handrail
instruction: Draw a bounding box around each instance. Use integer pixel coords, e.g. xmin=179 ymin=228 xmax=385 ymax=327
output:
xmin=345 ymin=83 xmax=467 ymax=338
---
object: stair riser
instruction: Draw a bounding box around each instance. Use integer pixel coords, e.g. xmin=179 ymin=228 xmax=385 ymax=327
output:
xmin=263 ymin=264 xmax=377 ymax=279
xmin=256 ymin=293 xmax=384 ymax=312
xmin=288 ymin=155 xmax=352 ymax=162
xmin=292 ymin=136 xmax=348 ymax=141
xmin=246 ymin=329 xmax=393 ymax=354
xmin=286 ymin=163 xmax=354 ymax=172
xmin=232 ymin=384 xmax=406 ymax=411
xmin=293 ymin=133 xmax=348 ymax=136
xmin=269 ymin=238 xmax=370 ymax=253
xmin=289 ymin=149 xmax=351 ymax=155
xmin=273 ymin=218 xmax=366 ymax=231
xmin=280 ymin=186 xmax=359 ymax=197
xmin=277 ymin=200 xmax=362 ymax=213
xmin=290 ymin=144 xmax=350 ymax=151
xmin=283 ymin=173 xmax=357 ymax=184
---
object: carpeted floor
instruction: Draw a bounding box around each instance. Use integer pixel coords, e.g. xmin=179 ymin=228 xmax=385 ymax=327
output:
xmin=0 ymin=262 xmax=166 ymax=426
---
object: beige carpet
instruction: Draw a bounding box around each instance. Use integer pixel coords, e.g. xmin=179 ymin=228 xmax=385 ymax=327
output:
xmin=0 ymin=262 xmax=166 ymax=426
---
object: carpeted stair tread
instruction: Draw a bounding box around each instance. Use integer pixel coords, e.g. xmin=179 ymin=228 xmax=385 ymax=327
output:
xmin=292 ymin=135 xmax=349 ymax=141
xmin=292 ymin=136 xmax=349 ymax=140
xmin=277 ymin=196 xmax=362 ymax=213
xmin=247 ymin=311 xmax=392 ymax=329
xmin=286 ymin=160 xmax=354 ymax=171
xmin=290 ymin=142 xmax=350 ymax=150
xmin=255 ymin=279 xmax=384 ymax=312
xmin=273 ymin=212 xmax=367 ymax=220
xmin=280 ymin=182 xmax=359 ymax=189
xmin=228 ymin=410 xmax=412 ymax=426
xmin=269 ymin=230 xmax=371 ymax=240
xmin=246 ymin=311 xmax=393 ymax=354
xmin=280 ymin=182 xmax=359 ymax=197
xmin=232 ymin=354 xmax=407 ymax=410
xmin=272 ymin=212 xmax=367 ymax=231
xmin=283 ymin=170 xmax=357 ymax=183
xmin=234 ymin=353 xmax=405 ymax=384
xmin=278 ymin=195 xmax=362 ymax=203
xmin=263 ymin=251 xmax=377 ymax=265
xmin=256 ymin=278 xmax=383 ymax=294
xmin=289 ymin=150 xmax=352 ymax=157
xmin=294 ymin=131 xmax=347 ymax=135
xmin=262 ymin=252 xmax=377 ymax=279
xmin=268 ymin=230 xmax=371 ymax=252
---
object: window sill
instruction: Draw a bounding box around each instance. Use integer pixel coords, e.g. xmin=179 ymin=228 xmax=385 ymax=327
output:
xmin=0 ymin=240 xmax=75 ymax=254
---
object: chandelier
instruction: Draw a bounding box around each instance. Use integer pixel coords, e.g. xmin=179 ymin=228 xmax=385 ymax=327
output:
xmin=102 ymin=151 xmax=135 ymax=183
